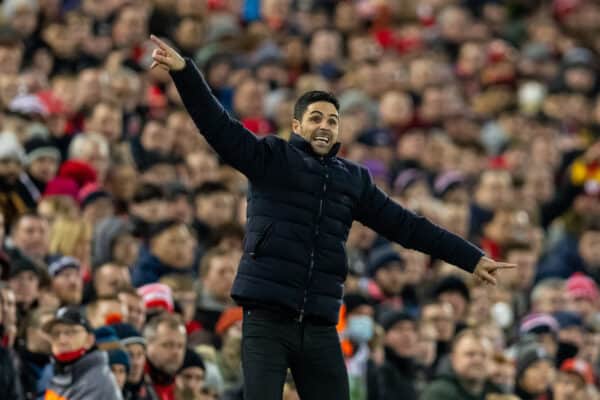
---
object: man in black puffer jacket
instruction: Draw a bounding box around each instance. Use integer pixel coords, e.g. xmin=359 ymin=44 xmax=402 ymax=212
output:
xmin=149 ymin=35 xmax=516 ymax=400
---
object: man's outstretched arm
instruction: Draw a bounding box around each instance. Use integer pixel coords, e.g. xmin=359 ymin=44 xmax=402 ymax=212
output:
xmin=354 ymin=170 xmax=515 ymax=285
xmin=150 ymin=35 xmax=271 ymax=180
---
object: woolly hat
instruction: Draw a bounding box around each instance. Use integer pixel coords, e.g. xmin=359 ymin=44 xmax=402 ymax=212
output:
xmin=179 ymin=349 xmax=205 ymax=372
xmin=566 ymin=273 xmax=599 ymax=301
xmin=366 ymin=246 xmax=404 ymax=277
xmin=560 ymin=358 xmax=594 ymax=385
xmin=108 ymin=348 xmax=131 ymax=372
xmin=379 ymin=309 xmax=416 ymax=331
xmin=24 ymin=137 xmax=60 ymax=165
xmin=111 ymin=323 xmax=146 ymax=348
xmin=137 ymin=283 xmax=174 ymax=313
xmin=519 ymin=313 xmax=560 ymax=336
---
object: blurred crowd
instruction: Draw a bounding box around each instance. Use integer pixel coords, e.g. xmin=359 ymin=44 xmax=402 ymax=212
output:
xmin=0 ymin=0 xmax=599 ymax=399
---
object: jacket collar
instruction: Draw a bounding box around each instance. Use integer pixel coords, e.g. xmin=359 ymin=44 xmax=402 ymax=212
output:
xmin=289 ymin=133 xmax=341 ymax=158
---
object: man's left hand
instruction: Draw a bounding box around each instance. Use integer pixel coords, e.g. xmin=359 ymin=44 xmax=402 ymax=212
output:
xmin=473 ymin=256 xmax=516 ymax=286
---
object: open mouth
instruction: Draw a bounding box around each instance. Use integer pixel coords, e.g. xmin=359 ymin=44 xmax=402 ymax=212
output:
xmin=312 ymin=132 xmax=331 ymax=145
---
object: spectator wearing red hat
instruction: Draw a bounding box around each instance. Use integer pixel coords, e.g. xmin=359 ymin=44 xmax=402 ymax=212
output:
xmin=566 ymin=272 xmax=599 ymax=324
xmin=553 ymin=358 xmax=596 ymax=400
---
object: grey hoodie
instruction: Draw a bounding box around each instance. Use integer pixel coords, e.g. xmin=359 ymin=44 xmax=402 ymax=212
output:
xmin=46 ymin=350 xmax=123 ymax=400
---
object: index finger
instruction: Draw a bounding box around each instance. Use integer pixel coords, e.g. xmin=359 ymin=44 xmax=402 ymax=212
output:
xmin=493 ymin=262 xmax=517 ymax=269
xmin=150 ymin=34 xmax=168 ymax=50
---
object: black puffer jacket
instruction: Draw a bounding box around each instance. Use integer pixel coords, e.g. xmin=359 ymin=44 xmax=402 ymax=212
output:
xmin=170 ymin=60 xmax=484 ymax=324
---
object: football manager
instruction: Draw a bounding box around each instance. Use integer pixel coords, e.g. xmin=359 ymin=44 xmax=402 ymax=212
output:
xmin=149 ymin=35 xmax=516 ymax=400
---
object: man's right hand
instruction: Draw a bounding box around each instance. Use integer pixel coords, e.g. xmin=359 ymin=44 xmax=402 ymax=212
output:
xmin=150 ymin=34 xmax=186 ymax=72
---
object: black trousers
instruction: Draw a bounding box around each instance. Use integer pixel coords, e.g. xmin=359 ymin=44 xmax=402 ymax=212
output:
xmin=242 ymin=308 xmax=350 ymax=400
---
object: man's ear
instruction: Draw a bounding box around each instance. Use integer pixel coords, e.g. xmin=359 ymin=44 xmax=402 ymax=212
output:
xmin=292 ymin=119 xmax=301 ymax=134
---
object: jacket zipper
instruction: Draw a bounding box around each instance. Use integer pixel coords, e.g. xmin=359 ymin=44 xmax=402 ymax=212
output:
xmin=299 ymin=160 xmax=328 ymax=322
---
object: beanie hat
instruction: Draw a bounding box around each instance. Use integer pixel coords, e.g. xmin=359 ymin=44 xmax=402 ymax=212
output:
xmin=58 ymin=160 xmax=97 ymax=188
xmin=366 ymin=246 xmax=404 ymax=277
xmin=392 ymin=168 xmax=428 ymax=195
xmin=215 ymin=307 xmax=243 ymax=336
xmin=432 ymin=275 xmax=470 ymax=303
xmin=433 ymin=171 xmax=466 ymax=198
xmin=380 ymin=309 xmax=416 ymax=332
xmin=94 ymin=326 xmax=120 ymax=346
xmin=47 ymin=255 xmax=80 ymax=278
xmin=519 ymin=313 xmax=560 ymax=336
xmin=179 ymin=349 xmax=205 ymax=373
xmin=553 ymin=311 xmax=584 ymax=330
xmin=566 ymin=273 xmax=599 ymax=301
xmin=0 ymin=133 xmax=25 ymax=163
xmin=111 ymin=323 xmax=146 ymax=347
xmin=8 ymin=255 xmax=42 ymax=279
xmin=24 ymin=137 xmax=60 ymax=165
xmin=137 ymin=283 xmax=174 ymax=313
xmin=560 ymin=358 xmax=595 ymax=385
xmin=43 ymin=177 xmax=80 ymax=200
xmin=516 ymin=342 xmax=553 ymax=379
xmin=108 ymin=348 xmax=131 ymax=372
xmin=77 ymin=182 xmax=112 ymax=209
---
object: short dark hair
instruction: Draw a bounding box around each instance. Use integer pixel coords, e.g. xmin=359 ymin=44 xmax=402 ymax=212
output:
xmin=132 ymin=183 xmax=164 ymax=203
xmin=193 ymin=182 xmax=231 ymax=200
xmin=293 ymin=91 xmax=340 ymax=121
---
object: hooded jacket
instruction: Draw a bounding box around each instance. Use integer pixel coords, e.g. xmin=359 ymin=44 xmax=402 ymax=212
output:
xmin=45 ymin=349 xmax=122 ymax=400
xmin=170 ymin=59 xmax=484 ymax=324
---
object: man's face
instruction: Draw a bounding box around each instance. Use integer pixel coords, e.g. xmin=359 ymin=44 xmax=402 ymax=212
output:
xmin=451 ymin=335 xmax=490 ymax=382
xmin=176 ymin=366 xmax=205 ymax=396
xmin=126 ymin=343 xmax=146 ymax=383
xmin=151 ymin=225 xmax=196 ymax=268
xmin=95 ymin=264 xmax=131 ymax=298
xmin=185 ymin=151 xmax=219 ymax=188
xmin=111 ymin=364 xmax=128 ymax=389
xmin=579 ymin=230 xmax=600 ymax=268
xmin=520 ymin=360 xmax=555 ymax=395
xmin=146 ymin=322 xmax=186 ymax=375
xmin=112 ymin=234 xmax=140 ymax=267
xmin=553 ymin=371 xmax=586 ymax=400
xmin=0 ymin=43 xmax=23 ymax=75
xmin=113 ymin=6 xmax=147 ymax=48
xmin=131 ymin=199 xmax=169 ymax=223
xmin=233 ymin=79 xmax=266 ymax=119
xmin=28 ymin=156 xmax=59 ymax=183
xmin=439 ymin=291 xmax=468 ymax=320
xmin=194 ymin=192 xmax=236 ymax=228
xmin=0 ymin=158 xmax=23 ymax=185
xmin=8 ymin=270 xmax=39 ymax=307
xmin=118 ymin=293 xmax=146 ymax=331
xmin=141 ymin=120 xmax=172 ymax=154
xmin=534 ymin=287 xmax=565 ymax=314
xmin=12 ymin=216 xmax=50 ymax=259
xmin=385 ymin=320 xmax=418 ymax=358
xmin=505 ymin=249 xmax=537 ymax=289
xmin=48 ymin=322 xmax=94 ymax=355
xmin=293 ymin=101 xmax=340 ymax=156
xmin=422 ymin=303 xmax=455 ymax=341
xmin=475 ymin=171 xmax=513 ymax=210
xmin=51 ymin=268 xmax=83 ymax=305
xmin=1 ymin=288 xmax=16 ymax=325
xmin=203 ymin=255 xmax=237 ymax=301
xmin=374 ymin=264 xmax=404 ymax=296
xmin=87 ymin=104 xmax=123 ymax=143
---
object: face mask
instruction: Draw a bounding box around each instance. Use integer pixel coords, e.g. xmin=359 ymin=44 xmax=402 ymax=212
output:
xmin=491 ymin=302 xmax=513 ymax=329
xmin=346 ymin=315 xmax=374 ymax=344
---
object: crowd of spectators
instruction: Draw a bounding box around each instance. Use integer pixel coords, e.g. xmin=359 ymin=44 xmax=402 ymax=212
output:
xmin=0 ymin=0 xmax=599 ymax=399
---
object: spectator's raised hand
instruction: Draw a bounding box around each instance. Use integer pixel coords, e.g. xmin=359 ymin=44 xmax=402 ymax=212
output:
xmin=150 ymin=34 xmax=185 ymax=72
